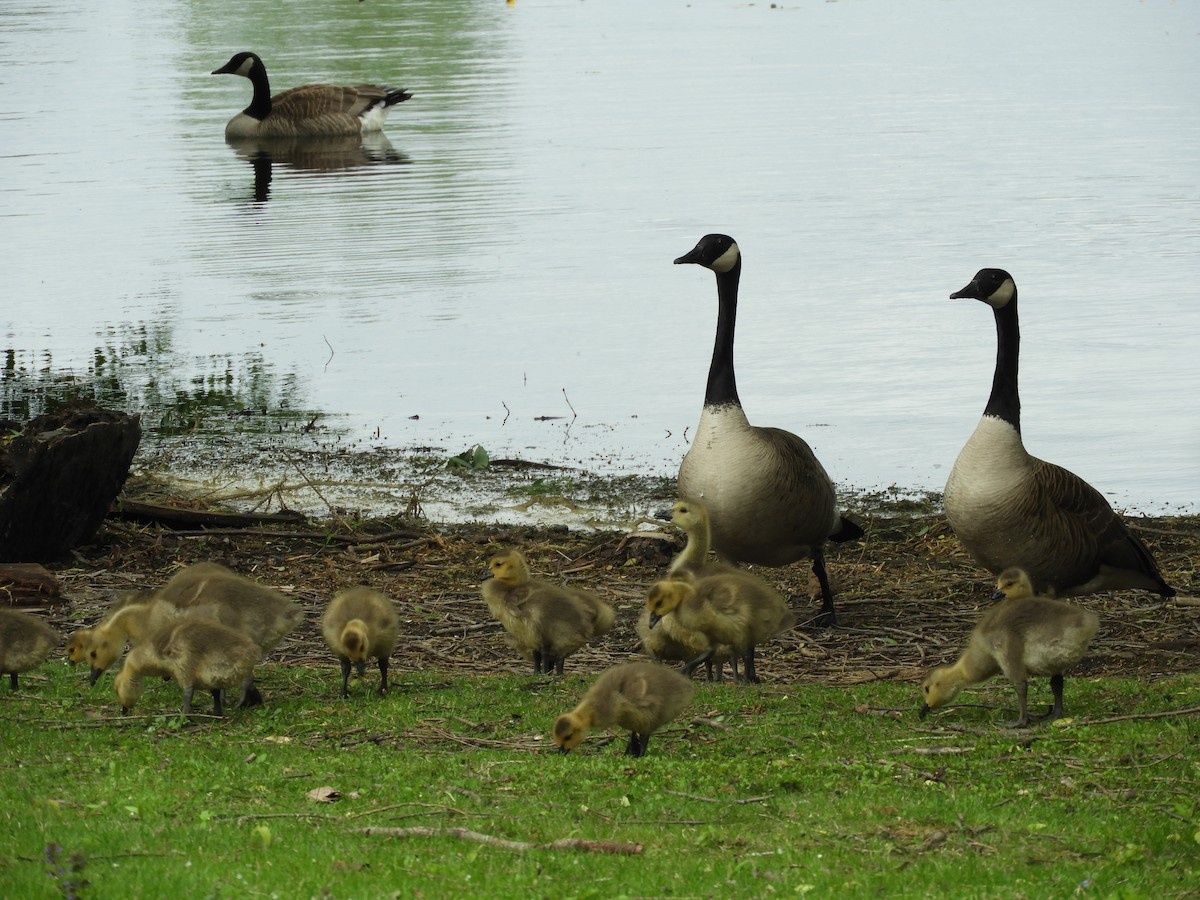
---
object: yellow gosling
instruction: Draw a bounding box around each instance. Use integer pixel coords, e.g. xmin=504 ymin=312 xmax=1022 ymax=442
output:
xmin=646 ymin=571 xmax=796 ymax=684
xmin=0 ymin=609 xmax=59 ymax=689
xmin=553 ymin=661 xmax=694 ymax=757
xmin=321 ymin=587 xmax=400 ymax=697
xmin=919 ymin=593 xmax=1100 ymax=727
xmin=481 ymin=549 xmax=614 ymax=675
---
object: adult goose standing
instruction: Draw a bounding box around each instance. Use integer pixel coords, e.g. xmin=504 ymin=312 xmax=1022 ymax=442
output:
xmin=211 ymin=52 xmax=412 ymax=140
xmin=674 ymin=233 xmax=863 ymax=626
xmin=944 ymin=268 xmax=1174 ymax=599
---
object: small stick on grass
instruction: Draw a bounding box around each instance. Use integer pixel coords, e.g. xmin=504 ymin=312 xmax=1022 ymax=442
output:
xmin=358 ymin=826 xmax=642 ymax=855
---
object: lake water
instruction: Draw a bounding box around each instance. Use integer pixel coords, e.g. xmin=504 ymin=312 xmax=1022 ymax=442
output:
xmin=2 ymin=0 xmax=1198 ymax=517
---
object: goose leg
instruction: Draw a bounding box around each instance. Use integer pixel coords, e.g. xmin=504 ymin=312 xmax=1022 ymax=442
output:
xmin=211 ymin=688 xmax=224 ymax=718
xmin=810 ymin=550 xmax=837 ymax=627
xmin=339 ymin=657 xmax=352 ymax=698
xmin=681 ymin=648 xmax=715 ymax=678
xmin=1035 ymin=673 xmax=1066 ymax=722
xmin=532 ymin=649 xmax=545 ymax=674
xmin=377 ymin=654 xmax=389 ymax=695
xmin=741 ymin=649 xmax=760 ymax=684
xmin=181 ymin=685 xmax=195 ymax=716
xmin=8 ymin=672 xmax=17 ymax=690
xmin=553 ymin=655 xmax=565 ymax=676
xmin=242 ymin=680 xmax=263 ymax=708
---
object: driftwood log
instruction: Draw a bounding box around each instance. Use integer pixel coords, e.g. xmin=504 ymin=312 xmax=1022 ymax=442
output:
xmin=0 ymin=405 xmax=141 ymax=562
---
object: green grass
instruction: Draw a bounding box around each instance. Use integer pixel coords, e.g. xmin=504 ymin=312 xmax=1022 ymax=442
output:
xmin=4 ymin=662 xmax=1199 ymax=898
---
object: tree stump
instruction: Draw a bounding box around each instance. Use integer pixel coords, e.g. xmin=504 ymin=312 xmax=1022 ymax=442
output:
xmin=0 ymin=405 xmax=141 ymax=562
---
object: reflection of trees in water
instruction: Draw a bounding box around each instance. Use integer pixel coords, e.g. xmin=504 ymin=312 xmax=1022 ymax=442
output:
xmin=226 ymin=132 xmax=411 ymax=202
xmin=1 ymin=325 xmax=312 ymax=435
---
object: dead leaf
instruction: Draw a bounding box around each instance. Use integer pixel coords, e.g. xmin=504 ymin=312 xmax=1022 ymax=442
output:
xmin=307 ymin=786 xmax=341 ymax=803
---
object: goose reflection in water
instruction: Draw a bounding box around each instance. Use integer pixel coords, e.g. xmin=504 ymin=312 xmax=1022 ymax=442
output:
xmin=224 ymin=131 xmax=410 ymax=202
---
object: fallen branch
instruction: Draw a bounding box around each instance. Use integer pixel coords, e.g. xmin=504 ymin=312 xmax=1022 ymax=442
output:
xmin=1084 ymin=706 xmax=1200 ymax=725
xmin=358 ymin=826 xmax=642 ymax=855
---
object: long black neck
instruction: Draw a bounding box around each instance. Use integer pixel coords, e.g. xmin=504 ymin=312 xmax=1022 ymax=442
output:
xmin=984 ymin=293 xmax=1021 ymax=430
xmin=704 ymin=259 xmax=742 ymax=408
xmin=245 ymin=61 xmax=273 ymax=120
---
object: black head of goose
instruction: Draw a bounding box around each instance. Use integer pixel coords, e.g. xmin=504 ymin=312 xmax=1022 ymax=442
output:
xmin=672 ymin=233 xmax=863 ymax=627
xmin=944 ymin=268 xmax=1174 ymax=599
xmin=211 ymin=52 xmax=412 ymax=140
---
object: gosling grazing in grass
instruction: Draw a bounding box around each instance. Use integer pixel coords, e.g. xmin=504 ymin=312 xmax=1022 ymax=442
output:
xmin=918 ymin=575 xmax=1100 ymax=727
xmin=480 ymin=549 xmax=615 ymax=675
xmin=211 ymin=51 xmax=412 ymax=139
xmin=944 ymin=267 xmax=1174 ymax=600
xmin=115 ymin=619 xmax=261 ymax=717
xmin=646 ymin=571 xmax=796 ymax=684
xmin=673 ymin=234 xmax=863 ymax=626
xmin=553 ymin=661 xmax=695 ymax=757
xmin=81 ymin=602 xmax=165 ymax=684
xmin=0 ymin=609 xmax=59 ymax=689
xmin=321 ymin=587 xmax=400 ymax=697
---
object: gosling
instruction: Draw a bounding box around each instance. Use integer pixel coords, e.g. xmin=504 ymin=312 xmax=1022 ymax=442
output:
xmin=664 ymin=498 xmax=739 ymax=579
xmin=919 ymin=585 xmax=1100 ymax=727
xmin=645 ymin=572 xmax=796 ymax=684
xmin=0 ymin=609 xmax=59 ymax=689
xmin=553 ymin=661 xmax=694 ymax=757
xmin=993 ymin=567 xmax=1038 ymax=602
xmin=635 ymin=607 xmax=730 ymax=681
xmin=321 ymin=587 xmax=400 ymax=697
xmin=115 ymin=618 xmax=261 ymax=717
xmin=480 ymin=549 xmax=614 ymax=675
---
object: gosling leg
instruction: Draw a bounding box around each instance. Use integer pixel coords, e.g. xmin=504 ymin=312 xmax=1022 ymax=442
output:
xmin=1004 ymin=680 xmax=1032 ymax=728
xmin=338 ymin=656 xmax=352 ymax=698
xmin=625 ymin=731 xmax=649 ymax=758
xmin=8 ymin=672 xmax=17 ymax=690
xmin=681 ymin=648 xmax=714 ymax=679
xmin=741 ymin=649 xmax=761 ymax=685
xmin=377 ymin=654 xmax=389 ymax=695
xmin=211 ymin=688 xmax=225 ymax=718
xmin=1033 ymin=673 xmax=1067 ymax=723
xmin=181 ymin=685 xmax=195 ymax=716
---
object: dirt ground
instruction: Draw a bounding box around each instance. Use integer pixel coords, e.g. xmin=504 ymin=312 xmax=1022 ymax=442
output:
xmin=30 ymin=477 xmax=1200 ymax=693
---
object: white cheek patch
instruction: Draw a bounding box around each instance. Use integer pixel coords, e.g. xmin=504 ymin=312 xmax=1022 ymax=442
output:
xmin=236 ymin=57 xmax=256 ymax=77
xmin=710 ymin=242 xmax=740 ymax=274
xmin=986 ymin=277 xmax=1016 ymax=308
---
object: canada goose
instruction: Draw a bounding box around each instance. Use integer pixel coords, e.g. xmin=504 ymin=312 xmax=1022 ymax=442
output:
xmin=553 ymin=661 xmax=695 ymax=757
xmin=115 ymin=619 xmax=261 ymax=717
xmin=0 ymin=609 xmax=59 ymax=689
xmin=944 ymin=268 xmax=1175 ymax=600
xmin=211 ymin=52 xmax=412 ymax=140
xmin=65 ymin=627 xmax=93 ymax=666
xmin=480 ymin=549 xmax=615 ymax=675
xmin=645 ymin=571 xmax=797 ymax=683
xmin=83 ymin=602 xmax=164 ymax=684
xmin=918 ymin=591 xmax=1099 ymax=727
xmin=321 ymin=587 xmax=400 ymax=697
xmin=674 ymin=234 xmax=863 ymax=626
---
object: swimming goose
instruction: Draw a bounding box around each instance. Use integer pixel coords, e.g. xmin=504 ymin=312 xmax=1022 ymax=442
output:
xmin=944 ymin=268 xmax=1174 ymax=599
xmin=918 ymin=589 xmax=1099 ymax=727
xmin=321 ymin=587 xmax=400 ymax=697
xmin=0 ymin=609 xmax=58 ymax=689
xmin=553 ymin=661 xmax=695 ymax=757
xmin=674 ymin=233 xmax=863 ymax=626
xmin=115 ymin=619 xmax=261 ymax=717
xmin=480 ymin=549 xmax=614 ymax=675
xmin=211 ymin=52 xmax=412 ymax=140
xmin=646 ymin=570 xmax=796 ymax=683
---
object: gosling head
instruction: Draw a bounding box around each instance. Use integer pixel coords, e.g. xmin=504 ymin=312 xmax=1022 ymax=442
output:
xmin=113 ymin=666 xmax=143 ymax=715
xmin=646 ymin=580 xmax=691 ymax=628
xmin=340 ymin=620 xmax=370 ymax=662
xmin=65 ymin=628 xmax=93 ymax=666
xmin=87 ymin=630 xmax=125 ymax=685
xmin=674 ymin=233 xmax=741 ymax=276
xmin=993 ymin=567 xmax=1036 ymax=602
xmin=950 ymin=268 xmax=1016 ymax=310
xmin=485 ymin=550 xmax=531 ymax=587
xmin=918 ymin=666 xmax=962 ymax=719
xmin=552 ymin=710 xmax=589 ymax=753
xmin=669 ymin=498 xmax=710 ymax=533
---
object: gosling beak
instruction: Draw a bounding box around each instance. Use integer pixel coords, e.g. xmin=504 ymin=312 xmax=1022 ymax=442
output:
xmin=88 ymin=667 xmax=103 ymax=686
xmin=648 ymin=612 xmax=662 ymax=629
xmin=558 ymin=746 xmax=569 ymax=755
xmin=355 ymin=660 xmax=367 ymax=677
xmin=653 ymin=507 xmax=673 ymax=521
xmin=992 ymin=588 xmax=1005 ymax=601
xmin=918 ymin=704 xmax=931 ymax=720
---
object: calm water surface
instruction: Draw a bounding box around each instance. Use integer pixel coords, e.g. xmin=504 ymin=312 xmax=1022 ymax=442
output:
xmin=2 ymin=0 xmax=1198 ymax=514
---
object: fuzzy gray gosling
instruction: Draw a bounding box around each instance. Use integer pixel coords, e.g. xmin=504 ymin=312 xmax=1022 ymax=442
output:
xmin=321 ymin=587 xmax=400 ymax=697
